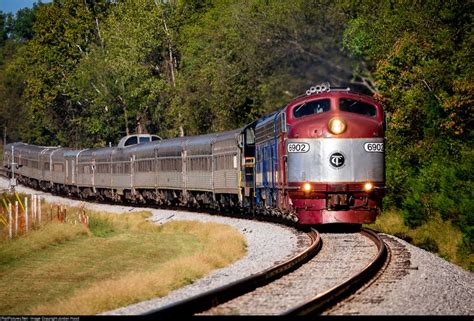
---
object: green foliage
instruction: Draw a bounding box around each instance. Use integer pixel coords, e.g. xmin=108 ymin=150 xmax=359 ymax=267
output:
xmin=69 ymin=0 xmax=171 ymax=146
xmin=416 ymin=237 xmax=439 ymax=253
xmin=0 ymin=11 xmax=9 ymax=46
xmin=11 ymin=6 xmax=37 ymax=41
xmin=174 ymin=0 xmax=354 ymax=135
xmin=342 ymin=0 xmax=473 ymax=253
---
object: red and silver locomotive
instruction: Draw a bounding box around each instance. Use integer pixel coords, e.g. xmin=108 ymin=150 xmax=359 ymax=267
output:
xmin=4 ymin=83 xmax=385 ymax=225
xmin=253 ymin=83 xmax=385 ymax=224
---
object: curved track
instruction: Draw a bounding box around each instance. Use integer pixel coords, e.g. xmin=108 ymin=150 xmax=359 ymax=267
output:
xmin=144 ymin=228 xmax=386 ymax=316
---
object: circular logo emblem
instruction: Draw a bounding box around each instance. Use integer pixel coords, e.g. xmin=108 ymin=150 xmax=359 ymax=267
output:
xmin=329 ymin=152 xmax=345 ymax=168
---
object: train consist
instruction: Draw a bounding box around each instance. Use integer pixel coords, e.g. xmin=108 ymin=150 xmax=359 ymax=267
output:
xmin=3 ymin=84 xmax=385 ymax=224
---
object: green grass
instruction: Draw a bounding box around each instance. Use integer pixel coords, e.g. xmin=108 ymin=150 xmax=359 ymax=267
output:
xmin=0 ymin=209 xmax=247 ymax=315
xmin=366 ymin=209 xmax=473 ymax=271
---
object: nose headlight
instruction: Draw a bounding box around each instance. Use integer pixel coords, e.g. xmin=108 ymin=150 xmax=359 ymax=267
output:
xmin=328 ymin=118 xmax=347 ymax=135
xmin=303 ymin=183 xmax=311 ymax=192
xmin=364 ymin=182 xmax=373 ymax=192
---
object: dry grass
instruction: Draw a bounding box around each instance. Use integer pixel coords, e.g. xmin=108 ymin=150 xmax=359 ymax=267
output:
xmin=0 ymin=222 xmax=90 ymax=264
xmin=0 ymin=208 xmax=247 ymax=315
xmin=366 ymin=209 xmax=473 ymax=270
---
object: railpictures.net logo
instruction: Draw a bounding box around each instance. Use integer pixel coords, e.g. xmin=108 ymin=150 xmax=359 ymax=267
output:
xmin=0 ymin=317 xmax=80 ymax=321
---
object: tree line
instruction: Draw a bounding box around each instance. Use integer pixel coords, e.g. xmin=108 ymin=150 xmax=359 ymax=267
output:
xmin=0 ymin=0 xmax=472 ymax=255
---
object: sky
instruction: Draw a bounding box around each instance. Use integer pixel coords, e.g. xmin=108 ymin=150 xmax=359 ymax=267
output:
xmin=0 ymin=0 xmax=52 ymax=14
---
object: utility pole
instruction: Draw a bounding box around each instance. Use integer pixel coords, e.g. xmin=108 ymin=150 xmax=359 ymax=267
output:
xmin=6 ymin=145 xmax=22 ymax=192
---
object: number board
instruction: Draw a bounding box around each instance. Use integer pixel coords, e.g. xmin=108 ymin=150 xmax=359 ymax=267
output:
xmin=364 ymin=142 xmax=384 ymax=153
xmin=287 ymin=142 xmax=310 ymax=153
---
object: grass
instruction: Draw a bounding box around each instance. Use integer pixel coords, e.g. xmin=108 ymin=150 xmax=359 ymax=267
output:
xmin=0 ymin=209 xmax=247 ymax=315
xmin=366 ymin=209 xmax=473 ymax=271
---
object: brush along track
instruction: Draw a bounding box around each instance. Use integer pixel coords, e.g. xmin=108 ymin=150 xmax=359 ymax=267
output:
xmin=142 ymin=228 xmax=321 ymax=317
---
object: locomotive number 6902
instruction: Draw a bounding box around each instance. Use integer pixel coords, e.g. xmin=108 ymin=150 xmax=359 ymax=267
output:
xmin=363 ymin=142 xmax=384 ymax=153
xmin=287 ymin=142 xmax=310 ymax=153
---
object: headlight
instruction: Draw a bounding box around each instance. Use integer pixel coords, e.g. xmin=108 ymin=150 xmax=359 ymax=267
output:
xmin=303 ymin=183 xmax=311 ymax=192
xmin=364 ymin=182 xmax=373 ymax=192
xmin=328 ymin=118 xmax=347 ymax=135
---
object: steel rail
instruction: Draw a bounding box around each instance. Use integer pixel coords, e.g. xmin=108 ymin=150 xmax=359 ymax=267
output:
xmin=282 ymin=227 xmax=387 ymax=316
xmin=143 ymin=228 xmax=321 ymax=317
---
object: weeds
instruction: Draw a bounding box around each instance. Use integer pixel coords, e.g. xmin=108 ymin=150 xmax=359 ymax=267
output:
xmin=367 ymin=209 xmax=473 ymax=271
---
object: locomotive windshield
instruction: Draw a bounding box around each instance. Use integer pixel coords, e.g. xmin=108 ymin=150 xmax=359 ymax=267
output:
xmin=339 ymin=98 xmax=377 ymax=117
xmin=293 ymin=99 xmax=330 ymax=118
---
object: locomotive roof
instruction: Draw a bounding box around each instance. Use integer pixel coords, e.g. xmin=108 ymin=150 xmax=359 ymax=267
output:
xmin=287 ymin=90 xmax=379 ymax=109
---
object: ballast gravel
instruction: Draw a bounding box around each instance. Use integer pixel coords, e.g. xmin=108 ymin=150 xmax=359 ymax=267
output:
xmin=1 ymin=177 xmax=473 ymax=315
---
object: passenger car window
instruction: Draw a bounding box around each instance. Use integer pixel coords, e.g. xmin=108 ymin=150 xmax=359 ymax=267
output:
xmin=139 ymin=136 xmax=150 ymax=144
xmin=151 ymin=136 xmax=160 ymax=141
xmin=293 ymin=99 xmax=330 ymax=118
xmin=339 ymin=98 xmax=377 ymax=117
xmin=124 ymin=136 xmax=138 ymax=146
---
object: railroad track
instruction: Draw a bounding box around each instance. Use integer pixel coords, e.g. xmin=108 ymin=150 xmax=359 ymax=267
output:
xmin=283 ymin=228 xmax=387 ymax=316
xmin=145 ymin=227 xmax=387 ymax=316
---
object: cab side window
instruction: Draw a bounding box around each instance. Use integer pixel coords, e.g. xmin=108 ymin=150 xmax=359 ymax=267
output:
xmin=293 ymin=99 xmax=330 ymax=118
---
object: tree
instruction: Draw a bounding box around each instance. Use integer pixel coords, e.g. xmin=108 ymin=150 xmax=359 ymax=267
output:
xmin=173 ymin=0 xmax=356 ymax=135
xmin=341 ymin=0 xmax=473 ymax=247
xmin=69 ymin=0 xmax=172 ymax=146
xmin=11 ymin=0 xmax=109 ymax=146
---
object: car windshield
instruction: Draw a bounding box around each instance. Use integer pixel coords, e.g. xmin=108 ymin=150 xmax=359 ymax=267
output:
xmin=339 ymin=98 xmax=377 ymax=117
xmin=293 ymin=99 xmax=330 ymax=118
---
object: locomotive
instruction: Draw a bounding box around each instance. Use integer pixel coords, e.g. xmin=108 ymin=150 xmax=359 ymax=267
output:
xmin=3 ymin=84 xmax=385 ymax=225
